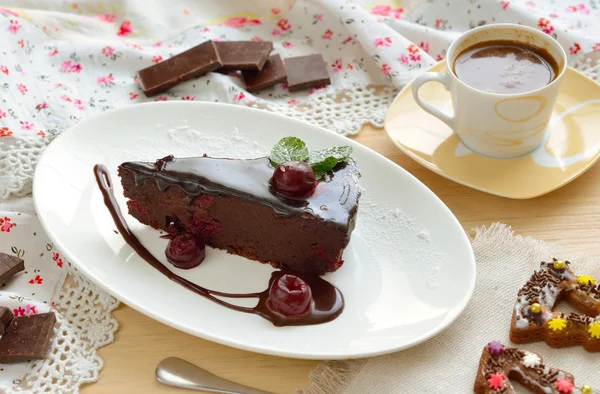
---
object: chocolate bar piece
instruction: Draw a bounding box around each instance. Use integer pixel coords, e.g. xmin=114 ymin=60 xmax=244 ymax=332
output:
xmin=242 ymin=54 xmax=287 ymax=92
xmin=215 ymin=41 xmax=273 ymax=71
xmin=0 ymin=253 xmax=24 ymax=286
xmin=0 ymin=312 xmax=56 ymax=363
xmin=285 ymin=54 xmax=331 ymax=92
xmin=137 ymin=40 xmax=223 ymax=97
xmin=0 ymin=307 xmax=13 ymax=335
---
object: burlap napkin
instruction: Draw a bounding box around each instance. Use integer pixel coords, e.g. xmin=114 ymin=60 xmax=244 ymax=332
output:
xmin=301 ymin=223 xmax=600 ymax=393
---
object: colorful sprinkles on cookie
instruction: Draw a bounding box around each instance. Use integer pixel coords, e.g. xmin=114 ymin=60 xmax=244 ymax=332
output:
xmin=509 ymin=258 xmax=600 ymax=352
xmin=474 ymin=342 xmax=594 ymax=394
xmin=556 ymin=378 xmax=574 ymax=393
xmin=521 ymin=352 xmax=541 ymax=368
xmin=581 ymin=385 xmax=594 ymax=394
xmin=487 ymin=340 xmax=504 ymax=356
xmin=487 ymin=372 xmax=504 ymax=390
xmin=589 ymin=322 xmax=600 ymax=339
xmin=548 ymin=317 xmax=567 ymax=332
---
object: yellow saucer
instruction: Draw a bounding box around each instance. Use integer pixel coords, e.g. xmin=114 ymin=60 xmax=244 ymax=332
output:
xmin=385 ymin=62 xmax=600 ymax=199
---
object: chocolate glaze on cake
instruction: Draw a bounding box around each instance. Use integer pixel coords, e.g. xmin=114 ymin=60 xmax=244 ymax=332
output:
xmin=118 ymin=156 xmax=360 ymax=274
xmin=122 ymin=156 xmax=358 ymax=226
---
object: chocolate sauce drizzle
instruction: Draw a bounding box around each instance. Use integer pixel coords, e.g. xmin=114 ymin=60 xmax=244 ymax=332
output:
xmin=93 ymin=164 xmax=344 ymax=326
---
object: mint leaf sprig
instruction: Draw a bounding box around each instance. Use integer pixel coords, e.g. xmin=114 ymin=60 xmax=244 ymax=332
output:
xmin=269 ymin=137 xmax=309 ymax=166
xmin=269 ymin=137 xmax=353 ymax=179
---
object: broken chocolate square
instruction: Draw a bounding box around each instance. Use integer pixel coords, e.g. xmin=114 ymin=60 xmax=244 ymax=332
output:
xmin=0 ymin=253 xmax=24 ymax=286
xmin=0 ymin=307 xmax=13 ymax=336
xmin=242 ymin=54 xmax=287 ymax=92
xmin=285 ymin=54 xmax=331 ymax=92
xmin=137 ymin=40 xmax=223 ymax=97
xmin=0 ymin=312 xmax=56 ymax=363
xmin=215 ymin=41 xmax=273 ymax=71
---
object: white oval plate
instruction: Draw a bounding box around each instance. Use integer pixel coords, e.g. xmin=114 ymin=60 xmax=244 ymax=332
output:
xmin=33 ymin=102 xmax=475 ymax=360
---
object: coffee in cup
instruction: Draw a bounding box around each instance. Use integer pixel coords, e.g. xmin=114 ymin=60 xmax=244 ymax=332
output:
xmin=453 ymin=40 xmax=559 ymax=94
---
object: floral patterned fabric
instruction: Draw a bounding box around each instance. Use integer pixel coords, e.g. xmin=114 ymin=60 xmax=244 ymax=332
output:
xmin=0 ymin=210 xmax=66 ymax=391
xmin=0 ymin=0 xmax=599 ymax=199
xmin=0 ymin=0 xmax=597 ymax=392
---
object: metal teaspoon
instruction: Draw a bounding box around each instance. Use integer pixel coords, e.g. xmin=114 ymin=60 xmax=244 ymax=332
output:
xmin=156 ymin=357 xmax=272 ymax=394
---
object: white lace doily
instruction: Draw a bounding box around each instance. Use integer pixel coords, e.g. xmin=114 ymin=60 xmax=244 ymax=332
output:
xmin=21 ymin=270 xmax=119 ymax=394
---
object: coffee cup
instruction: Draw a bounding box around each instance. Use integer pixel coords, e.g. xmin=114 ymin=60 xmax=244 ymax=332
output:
xmin=412 ymin=24 xmax=567 ymax=158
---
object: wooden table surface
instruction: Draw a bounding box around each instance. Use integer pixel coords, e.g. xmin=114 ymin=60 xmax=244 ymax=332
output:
xmin=81 ymin=124 xmax=600 ymax=394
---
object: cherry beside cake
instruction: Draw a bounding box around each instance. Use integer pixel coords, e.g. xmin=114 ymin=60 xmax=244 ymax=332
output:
xmin=117 ymin=137 xmax=360 ymax=275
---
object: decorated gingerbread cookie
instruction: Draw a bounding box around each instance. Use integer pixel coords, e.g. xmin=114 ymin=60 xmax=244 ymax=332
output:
xmin=474 ymin=341 xmax=596 ymax=393
xmin=509 ymin=258 xmax=600 ymax=351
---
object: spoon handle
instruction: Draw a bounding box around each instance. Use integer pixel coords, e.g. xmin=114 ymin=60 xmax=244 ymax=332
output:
xmin=156 ymin=357 xmax=271 ymax=394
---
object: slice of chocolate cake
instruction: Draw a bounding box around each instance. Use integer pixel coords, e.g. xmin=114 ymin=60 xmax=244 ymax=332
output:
xmin=118 ymin=156 xmax=360 ymax=274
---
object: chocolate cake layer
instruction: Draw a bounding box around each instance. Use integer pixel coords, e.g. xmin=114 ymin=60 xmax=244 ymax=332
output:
xmin=118 ymin=156 xmax=360 ymax=274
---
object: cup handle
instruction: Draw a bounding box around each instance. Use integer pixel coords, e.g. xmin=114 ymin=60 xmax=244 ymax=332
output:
xmin=411 ymin=72 xmax=455 ymax=130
